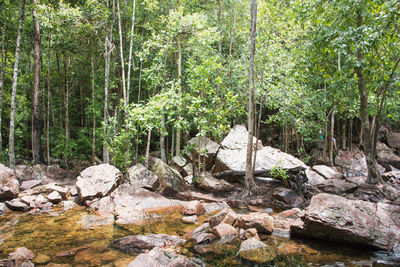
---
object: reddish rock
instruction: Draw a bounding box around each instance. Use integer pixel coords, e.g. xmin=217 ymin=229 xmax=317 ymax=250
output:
xmin=272 ymin=187 xmax=304 ymax=207
xmin=0 ymin=164 xmax=20 ymax=200
xmin=387 ymin=131 xmax=400 ymax=150
xmin=312 ymin=165 xmax=341 ymax=179
xmin=5 ymin=199 xmax=31 ymax=212
xmin=209 ymin=208 xmax=237 ymax=228
xmin=244 ymin=228 xmax=259 ymax=240
xmin=238 ymin=213 xmax=273 ymax=234
xmin=47 ymin=191 xmax=63 ymax=204
xmin=183 ymin=200 xmax=205 ymax=216
xmin=316 ymin=179 xmax=358 ymax=195
xmin=212 ymin=223 xmax=238 ymax=243
xmin=182 ymin=215 xmax=198 ymax=224
xmin=7 ymin=247 xmax=34 ymax=267
xmin=20 ymin=180 xmax=42 ymax=191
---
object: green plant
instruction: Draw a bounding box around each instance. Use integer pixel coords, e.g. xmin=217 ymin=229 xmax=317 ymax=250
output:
xmin=270 ymin=165 xmax=289 ymax=181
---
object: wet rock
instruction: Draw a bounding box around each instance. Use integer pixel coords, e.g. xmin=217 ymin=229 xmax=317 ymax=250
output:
xmin=55 ymin=246 xmax=91 ymax=258
xmin=272 ymin=187 xmax=304 ymax=207
xmin=125 ymin=163 xmax=158 ymax=190
xmin=212 ymin=223 xmax=238 ymax=243
xmin=61 ymin=200 xmax=75 ymax=211
xmin=187 ymin=136 xmax=220 ymax=171
xmin=237 ymin=213 xmax=273 ymax=234
xmin=79 ymin=214 xmax=114 ymax=229
xmin=20 ymin=180 xmax=42 ymax=191
xmin=33 ymin=254 xmax=51 ymax=265
xmin=209 ymin=208 xmax=238 ymax=228
xmin=5 ymin=198 xmax=31 ymax=212
xmin=183 ymin=200 xmax=205 ymax=216
xmin=182 ymin=215 xmax=198 ymax=224
xmin=291 ymin=193 xmax=400 ymax=251
xmin=317 ymin=179 xmax=358 ymax=195
xmin=152 ymin=159 xmax=186 ymax=194
xmin=76 ymin=164 xmax=122 ymax=201
xmin=273 ymin=208 xmax=303 ymax=238
xmin=312 ymin=165 xmax=341 ymax=179
xmin=111 ymin=234 xmax=185 ymax=254
xmin=0 ymin=164 xmax=20 ymax=200
xmin=127 ymin=247 xmax=204 ymax=267
xmin=7 ymin=247 xmax=34 ymax=267
xmin=387 ymin=131 xmax=400 ymax=150
xmin=238 ymin=238 xmax=275 ymax=263
xmin=0 ymin=202 xmax=8 ymax=215
xmin=195 ymin=172 xmax=234 ymax=193
xmin=47 ymin=191 xmax=63 ymax=204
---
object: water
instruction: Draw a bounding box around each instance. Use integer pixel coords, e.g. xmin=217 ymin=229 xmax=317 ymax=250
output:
xmin=0 ymin=206 xmax=397 ymax=266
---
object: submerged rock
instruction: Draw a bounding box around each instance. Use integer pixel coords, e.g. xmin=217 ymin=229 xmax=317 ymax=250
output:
xmin=127 ymin=247 xmax=204 ymax=267
xmin=76 ymin=164 xmax=122 ymax=201
xmin=291 ymin=193 xmax=400 ymax=251
xmin=239 ymin=238 xmax=275 ymax=263
xmin=111 ymin=234 xmax=185 ymax=254
xmin=0 ymin=164 xmax=20 ymax=200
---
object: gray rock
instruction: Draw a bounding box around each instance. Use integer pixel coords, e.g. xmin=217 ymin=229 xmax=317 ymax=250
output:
xmin=0 ymin=164 xmax=20 ymax=200
xmin=152 ymin=159 xmax=186 ymax=194
xmin=76 ymin=164 xmax=122 ymax=201
xmin=5 ymin=199 xmax=31 ymax=212
xmin=377 ymin=142 xmax=400 ymax=170
xmin=195 ymin=172 xmax=234 ymax=193
xmin=238 ymin=238 xmax=275 ymax=263
xmin=305 ymin=168 xmax=326 ymax=186
xmin=317 ymin=179 xmax=358 ymax=195
xmin=47 ymin=191 xmax=63 ymax=204
xmin=387 ymin=131 xmax=400 ymax=150
xmin=125 ymin=163 xmax=158 ymax=190
xmin=20 ymin=180 xmax=42 ymax=191
xmin=182 ymin=215 xmax=198 ymax=224
xmin=112 ymin=234 xmax=185 ymax=254
xmin=312 ymin=165 xmax=341 ymax=179
xmin=0 ymin=202 xmax=8 ymax=216
xmin=187 ymin=136 xmax=220 ymax=171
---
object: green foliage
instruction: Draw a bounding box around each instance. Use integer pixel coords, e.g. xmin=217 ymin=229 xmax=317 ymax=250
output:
xmin=270 ymin=164 xmax=289 ymax=181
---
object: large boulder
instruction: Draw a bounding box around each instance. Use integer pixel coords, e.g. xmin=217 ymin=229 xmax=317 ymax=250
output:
xmin=387 ymin=131 xmax=400 ymax=150
xmin=238 ymin=238 xmax=275 ymax=263
xmin=305 ymin=168 xmax=326 ymax=186
xmin=76 ymin=164 xmax=122 ymax=201
xmin=220 ymin=125 xmax=260 ymax=150
xmin=335 ymin=149 xmax=368 ymax=177
xmin=125 ymin=163 xmax=158 ymax=190
xmin=237 ymin=213 xmax=274 ymax=234
xmin=316 ymin=179 xmax=359 ymax=195
xmin=311 ymin=165 xmax=341 ymax=180
xmin=127 ymin=247 xmax=204 ymax=267
xmin=195 ymin=172 xmax=234 ymax=193
xmin=7 ymin=247 xmax=34 ymax=267
xmin=291 ymin=193 xmax=400 ymax=251
xmin=0 ymin=164 xmax=20 ymax=200
xmin=111 ymin=234 xmax=185 ymax=254
xmin=376 ymin=142 xmax=400 ymax=170
xmin=15 ymin=164 xmax=77 ymax=183
xmin=151 ymin=159 xmax=186 ymax=194
xmin=186 ymin=136 xmax=220 ymax=171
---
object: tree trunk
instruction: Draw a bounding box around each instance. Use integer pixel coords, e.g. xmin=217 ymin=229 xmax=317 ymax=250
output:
xmin=63 ymin=53 xmax=70 ymax=159
xmin=329 ymin=108 xmax=335 ymax=166
xmin=117 ymin=0 xmax=127 ymax=103
xmin=91 ymin=35 xmax=96 ymax=164
xmin=349 ymin=118 xmax=353 ymax=151
xmin=175 ymin=35 xmax=182 ymax=157
xmin=46 ymin=33 xmax=51 ymax=163
xmin=0 ymin=23 xmax=7 ymax=151
xmin=244 ymin=0 xmax=258 ymax=196
xmin=341 ymin=119 xmax=346 ymax=150
xmin=9 ymin=0 xmax=25 ymax=169
xmin=126 ymin=0 xmax=136 ymax=104
xmin=134 ymin=60 xmax=142 ymax=163
xmin=145 ymin=128 xmax=152 ymax=167
xmin=160 ymin=114 xmax=167 ymax=163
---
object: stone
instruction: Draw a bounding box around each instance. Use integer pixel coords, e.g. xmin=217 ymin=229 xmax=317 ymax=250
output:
xmin=33 ymin=254 xmax=51 ymax=265
xmin=0 ymin=202 xmax=8 ymax=215
xmin=184 ymin=222 xmax=211 ymax=240
xmin=7 ymin=247 xmax=34 ymax=267
xmin=209 ymin=208 xmax=237 ymax=228
xmin=187 ymin=136 xmax=221 ymax=171
xmin=76 ymin=164 xmax=123 ymax=201
xmin=111 ymin=234 xmax=185 ymax=254
xmin=244 ymin=228 xmax=259 ymax=240
xmin=45 ymin=184 xmax=69 ymax=198
xmin=20 ymin=180 xmax=42 ymax=191
xmin=182 ymin=215 xmax=198 ymax=224
xmin=291 ymin=193 xmax=400 ymax=251
xmin=86 ymin=196 xmax=115 ymax=215
xmin=377 ymin=142 xmax=400 ymax=170
xmin=238 ymin=238 xmax=275 ymax=263
xmin=47 ymin=191 xmax=63 ymax=204
xmin=79 ymin=214 xmax=114 ymax=229
xmin=55 ymin=246 xmax=91 ymax=258
xmin=335 ymin=149 xmax=368 ymax=177
xmin=220 ymin=125 xmax=260 ymax=150
xmin=127 ymin=247 xmax=204 ymax=267
xmin=125 ymin=163 xmax=158 ymax=190
xmin=20 ymin=195 xmax=36 ymax=206
xmin=272 ymin=208 xmax=303 ymax=238
xmin=237 ymin=213 xmax=274 ymax=234
xmin=151 ymin=159 xmax=186 ymax=194
xmin=5 ymin=199 xmax=31 ymax=212
xmin=312 ymin=165 xmax=341 ymax=179
xmin=316 ymin=179 xmax=358 ymax=195
xmin=305 ymin=168 xmax=326 ymax=186
xmin=195 ymin=172 xmax=234 ymax=193
xmin=272 ymin=187 xmax=304 ymax=207
xmin=183 ymin=200 xmax=205 ymax=216
xmin=61 ymin=200 xmax=75 ymax=211
xmin=212 ymin=223 xmax=238 ymax=243
xmin=0 ymin=164 xmax=20 ymax=200
xmin=171 ymin=156 xmax=191 ymax=176
xmin=387 ymin=131 xmax=400 ymax=150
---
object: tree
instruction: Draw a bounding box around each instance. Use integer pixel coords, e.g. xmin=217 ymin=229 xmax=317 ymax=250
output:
xmin=244 ymin=0 xmax=258 ymax=196
xmin=9 ymin=0 xmax=25 ymax=169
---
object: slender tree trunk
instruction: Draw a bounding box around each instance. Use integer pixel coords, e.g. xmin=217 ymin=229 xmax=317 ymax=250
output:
xmin=244 ymin=0 xmax=258 ymax=196
xmin=252 ymin=100 xmax=263 ymax=174
xmin=63 ymin=53 xmax=70 ymax=157
xmin=329 ymin=109 xmax=335 ymax=166
xmin=145 ymin=128 xmax=152 ymax=167
xmin=175 ymin=35 xmax=182 ymax=157
xmin=0 ymin=23 xmax=7 ymax=151
xmin=9 ymin=0 xmax=25 ymax=169
xmin=341 ymin=119 xmax=346 ymax=150
xmin=323 ymin=113 xmax=328 ymax=160
xmin=32 ymin=0 xmax=43 ymax=164
xmin=160 ymin=114 xmax=167 ymax=163
xmin=117 ymin=0 xmax=127 ymax=103
xmin=126 ymin=0 xmax=136 ymax=103
xmin=46 ymin=33 xmax=51 ymax=163
xmin=91 ymin=36 xmax=96 ymax=164
xmin=135 ymin=60 xmax=142 ymax=163
xmin=349 ymin=118 xmax=353 ymax=151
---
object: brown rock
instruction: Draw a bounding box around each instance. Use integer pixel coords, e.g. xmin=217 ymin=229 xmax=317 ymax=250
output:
xmin=272 ymin=187 xmax=304 ymax=207
xmin=182 ymin=215 xmax=198 ymax=224
xmin=209 ymin=208 xmax=237 ymax=228
xmin=0 ymin=164 xmax=20 ymax=200
xmin=316 ymin=179 xmax=358 ymax=195
xmin=244 ymin=228 xmax=259 ymax=240
xmin=387 ymin=131 xmax=400 ymax=150
xmin=212 ymin=223 xmax=238 ymax=243
xmin=238 ymin=213 xmax=273 ymax=234
xmin=7 ymin=247 xmax=34 ymax=267
xmin=20 ymin=180 xmax=42 ymax=191
xmin=183 ymin=200 xmax=205 ymax=216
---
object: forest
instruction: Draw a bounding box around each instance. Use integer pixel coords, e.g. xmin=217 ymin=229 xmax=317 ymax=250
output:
xmin=0 ymin=0 xmax=400 ymax=266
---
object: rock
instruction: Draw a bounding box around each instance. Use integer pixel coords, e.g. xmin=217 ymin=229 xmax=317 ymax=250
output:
xmin=79 ymin=214 xmax=114 ymax=229
xmin=349 ymin=183 xmax=399 ymax=203
xmin=111 ymin=234 xmax=185 ymax=254
xmin=20 ymin=180 xmax=42 ymax=191
xmin=33 ymin=254 xmax=51 ymax=265
xmin=377 ymin=142 xmax=400 ymax=170
xmin=47 ymin=191 xmax=63 ymax=204
xmin=183 ymin=200 xmax=205 ymax=216
xmin=125 ymin=163 xmax=158 ymax=190
xmin=0 ymin=202 xmax=8 ymax=215
xmin=237 ymin=213 xmax=273 ymax=234
xmin=184 ymin=222 xmax=211 ymax=240
xmin=209 ymin=208 xmax=238 ymax=228
xmin=273 ymin=208 xmax=303 ymax=238
xmin=171 ymin=156 xmax=192 ymax=177
xmin=335 ymin=149 xmax=368 ymax=177
xmin=76 ymin=164 xmax=122 ymax=201
xmin=316 ymin=179 xmax=358 ymax=195
xmin=61 ymin=200 xmax=75 ymax=211
xmin=272 ymin=187 xmax=304 ymax=207
xmin=86 ymin=196 xmax=115 ymax=215
xmin=0 ymin=164 xmax=20 ymax=200
xmin=151 ymin=159 xmax=186 ymax=194
xmin=195 ymin=172 xmax=234 ymax=193
xmin=45 ymin=184 xmax=68 ymax=198
xmin=55 ymin=246 xmax=91 ymax=258
xmin=305 ymin=168 xmax=326 ymax=186
xmin=212 ymin=223 xmax=238 ymax=243
xmin=238 ymin=238 xmax=275 ymax=263
xmin=187 ymin=136 xmax=220 ymax=171
xmin=291 ymin=193 xmax=400 ymax=251
xmin=5 ymin=199 xmax=31 ymax=212
xmin=20 ymin=195 xmax=36 ymax=206
xmin=244 ymin=228 xmax=259 ymax=240
xmin=220 ymin=125 xmax=260 ymax=150
xmin=127 ymin=247 xmax=204 ymax=267
xmin=312 ymin=165 xmax=341 ymax=179
xmin=387 ymin=131 xmax=400 ymax=150
xmin=182 ymin=215 xmax=198 ymax=224
xmin=7 ymin=247 xmax=34 ymax=267
xmin=15 ymin=164 xmax=77 ymax=183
